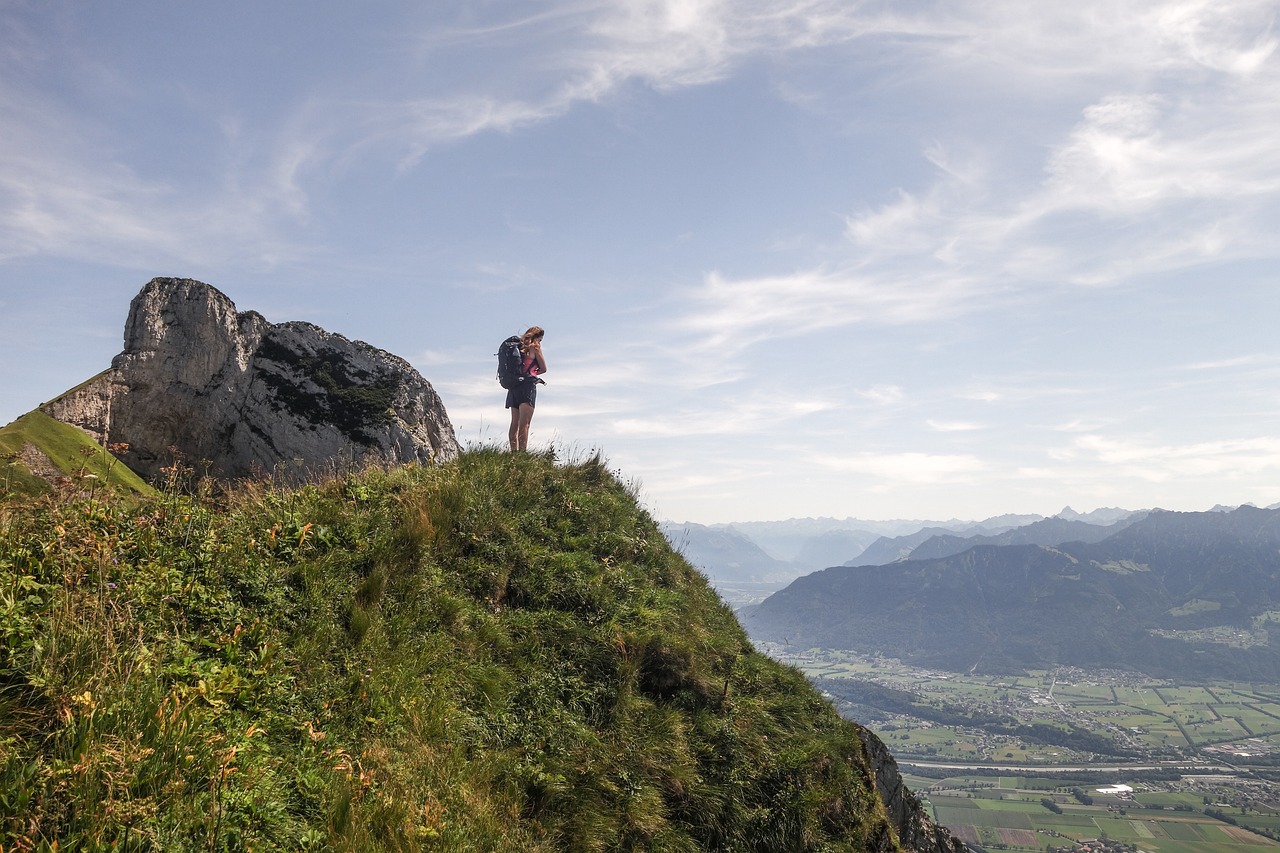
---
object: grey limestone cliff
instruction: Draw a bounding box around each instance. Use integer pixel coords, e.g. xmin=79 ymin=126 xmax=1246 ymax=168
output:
xmin=44 ymin=277 xmax=460 ymax=481
xmin=858 ymin=723 xmax=966 ymax=853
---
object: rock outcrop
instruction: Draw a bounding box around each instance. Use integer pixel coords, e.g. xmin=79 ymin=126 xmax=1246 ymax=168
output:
xmin=858 ymin=723 xmax=967 ymax=853
xmin=44 ymin=277 xmax=460 ymax=481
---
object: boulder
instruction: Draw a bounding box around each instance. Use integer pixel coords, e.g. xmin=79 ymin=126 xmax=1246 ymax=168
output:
xmin=44 ymin=277 xmax=460 ymax=481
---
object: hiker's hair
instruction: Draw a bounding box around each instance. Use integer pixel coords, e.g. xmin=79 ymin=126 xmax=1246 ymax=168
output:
xmin=521 ymin=326 xmax=544 ymax=353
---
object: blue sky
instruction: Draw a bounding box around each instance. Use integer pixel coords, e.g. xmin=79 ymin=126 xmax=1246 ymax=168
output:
xmin=2 ymin=0 xmax=1279 ymax=523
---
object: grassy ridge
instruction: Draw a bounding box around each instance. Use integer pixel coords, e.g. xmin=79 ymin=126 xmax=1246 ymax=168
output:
xmin=0 ymin=410 xmax=155 ymax=498
xmin=1 ymin=449 xmax=898 ymax=851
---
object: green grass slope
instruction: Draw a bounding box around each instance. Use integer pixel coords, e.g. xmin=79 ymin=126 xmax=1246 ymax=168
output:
xmin=1 ymin=449 xmax=913 ymax=852
xmin=0 ymin=409 xmax=155 ymax=498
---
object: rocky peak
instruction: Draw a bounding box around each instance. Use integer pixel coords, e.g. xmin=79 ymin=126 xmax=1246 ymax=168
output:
xmin=44 ymin=277 xmax=460 ymax=481
xmin=117 ymin=277 xmax=268 ymax=385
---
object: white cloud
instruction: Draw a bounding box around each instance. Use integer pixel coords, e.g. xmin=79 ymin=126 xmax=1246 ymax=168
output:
xmin=1053 ymin=419 xmax=1107 ymax=433
xmin=1055 ymin=434 xmax=1280 ymax=481
xmin=860 ymin=385 xmax=905 ymax=406
xmin=9 ymin=0 xmax=1278 ymax=280
xmin=676 ymin=268 xmax=991 ymax=354
xmin=923 ymin=0 xmax=1278 ymax=80
xmin=927 ymin=419 xmax=982 ymax=432
xmin=1038 ymin=93 xmax=1280 ymax=219
xmin=1183 ymin=354 xmax=1271 ymax=370
xmin=1147 ymin=0 xmax=1278 ymax=74
xmin=0 ymin=88 xmax=310 ymax=268
xmin=386 ymin=0 xmax=898 ymax=164
xmin=845 ymin=190 xmax=947 ymax=256
xmin=680 ymin=1 xmax=1279 ymax=346
xmin=815 ymin=451 xmax=985 ymax=483
xmin=606 ymin=387 xmax=832 ymax=438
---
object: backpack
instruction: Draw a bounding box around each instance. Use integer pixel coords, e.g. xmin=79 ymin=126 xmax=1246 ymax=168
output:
xmin=496 ymin=336 xmax=526 ymax=389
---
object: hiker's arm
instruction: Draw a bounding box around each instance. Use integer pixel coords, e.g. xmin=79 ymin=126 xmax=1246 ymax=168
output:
xmin=532 ymin=343 xmax=547 ymax=374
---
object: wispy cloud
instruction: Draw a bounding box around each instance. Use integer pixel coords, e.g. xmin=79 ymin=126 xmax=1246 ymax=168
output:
xmin=665 ymin=0 xmax=1280 ymax=349
xmin=606 ymin=387 xmax=832 ymax=438
xmin=813 ymin=450 xmax=986 ymax=484
xmin=7 ymin=0 xmax=1276 ymax=279
xmin=1053 ymin=419 xmax=1109 ymax=433
xmin=1053 ymin=434 xmax=1280 ymax=481
xmin=0 ymin=81 xmax=311 ymax=268
xmin=927 ymin=419 xmax=982 ymax=432
xmin=675 ymin=268 xmax=990 ymax=354
xmin=1183 ymin=353 xmax=1275 ymax=370
xmin=378 ymin=0 xmax=889 ymax=166
xmin=860 ymin=385 xmax=906 ymax=406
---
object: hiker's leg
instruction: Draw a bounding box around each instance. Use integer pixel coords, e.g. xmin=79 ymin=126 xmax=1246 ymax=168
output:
xmin=508 ymin=406 xmax=520 ymax=451
xmin=517 ymin=403 xmax=535 ymax=451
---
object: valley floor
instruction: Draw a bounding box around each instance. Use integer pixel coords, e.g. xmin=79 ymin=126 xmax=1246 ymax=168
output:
xmin=903 ymin=770 xmax=1280 ymax=853
xmin=762 ymin=646 xmax=1280 ymax=853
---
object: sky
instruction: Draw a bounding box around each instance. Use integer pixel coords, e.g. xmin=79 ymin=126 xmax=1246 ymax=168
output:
xmin=2 ymin=0 xmax=1279 ymax=524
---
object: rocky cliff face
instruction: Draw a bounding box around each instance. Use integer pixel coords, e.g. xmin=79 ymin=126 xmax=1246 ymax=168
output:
xmin=858 ymin=723 xmax=967 ymax=853
xmin=44 ymin=278 xmax=460 ymax=481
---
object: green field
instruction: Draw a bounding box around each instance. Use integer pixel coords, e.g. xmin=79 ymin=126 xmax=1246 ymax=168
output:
xmin=776 ymin=647 xmax=1280 ymax=764
xmin=774 ymin=648 xmax=1280 ymax=851
xmin=924 ymin=782 xmax=1280 ymax=853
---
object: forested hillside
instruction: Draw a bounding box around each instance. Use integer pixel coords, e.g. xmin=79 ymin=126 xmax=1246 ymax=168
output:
xmin=749 ymin=506 xmax=1280 ymax=680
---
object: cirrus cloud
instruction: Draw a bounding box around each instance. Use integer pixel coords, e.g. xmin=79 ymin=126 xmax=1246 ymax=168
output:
xmin=1054 ymin=434 xmax=1280 ymax=481
xmin=814 ymin=451 xmax=986 ymax=484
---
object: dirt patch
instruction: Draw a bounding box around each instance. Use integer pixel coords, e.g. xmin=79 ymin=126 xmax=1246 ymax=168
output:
xmin=998 ymin=828 xmax=1040 ymax=847
xmin=19 ymin=443 xmax=60 ymax=479
xmin=1220 ymin=825 xmax=1268 ymax=844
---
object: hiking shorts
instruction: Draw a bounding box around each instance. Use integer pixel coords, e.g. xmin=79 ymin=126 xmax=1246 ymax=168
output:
xmin=505 ymin=380 xmax=537 ymax=409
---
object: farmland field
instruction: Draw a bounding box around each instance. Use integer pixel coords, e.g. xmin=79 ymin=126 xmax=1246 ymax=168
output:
xmin=921 ymin=777 xmax=1280 ymax=853
xmin=766 ymin=646 xmax=1280 ymax=765
xmin=767 ymin=646 xmax=1280 ymax=852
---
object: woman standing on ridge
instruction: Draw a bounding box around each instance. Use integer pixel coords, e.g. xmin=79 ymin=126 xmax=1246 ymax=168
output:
xmin=507 ymin=326 xmax=546 ymax=452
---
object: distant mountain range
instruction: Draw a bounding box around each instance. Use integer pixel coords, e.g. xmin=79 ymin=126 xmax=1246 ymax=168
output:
xmin=660 ymin=507 xmax=1140 ymax=583
xmin=744 ymin=505 xmax=1280 ymax=681
xmin=847 ymin=509 xmax=1138 ymax=567
xmin=903 ymin=514 xmax=1147 ymax=562
xmin=659 ymin=522 xmax=794 ymax=583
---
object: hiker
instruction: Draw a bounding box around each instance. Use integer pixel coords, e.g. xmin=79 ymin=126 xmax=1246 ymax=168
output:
xmin=506 ymin=326 xmax=546 ymax=451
